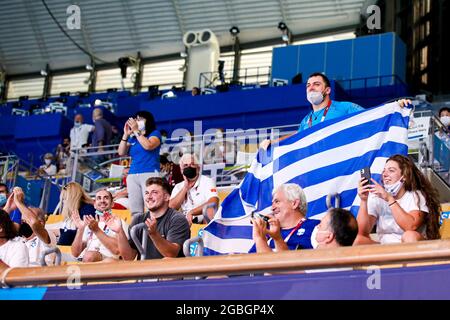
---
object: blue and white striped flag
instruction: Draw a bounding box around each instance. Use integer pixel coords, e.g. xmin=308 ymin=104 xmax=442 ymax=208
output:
xmin=203 ymin=102 xmax=412 ymax=255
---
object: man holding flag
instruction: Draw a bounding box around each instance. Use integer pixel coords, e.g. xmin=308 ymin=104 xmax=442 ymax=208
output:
xmin=202 ymin=72 xmax=413 ymax=256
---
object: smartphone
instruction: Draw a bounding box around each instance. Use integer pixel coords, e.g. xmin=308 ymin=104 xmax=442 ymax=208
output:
xmin=360 ymin=167 xmax=371 ymax=186
xmin=251 ymin=211 xmax=270 ymax=223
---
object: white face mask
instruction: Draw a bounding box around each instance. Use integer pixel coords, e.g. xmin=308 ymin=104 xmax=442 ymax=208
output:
xmin=216 ymin=131 xmax=223 ymax=139
xmin=44 ymin=159 xmax=51 ymax=165
xmin=307 ymin=91 xmax=325 ymax=106
xmin=137 ymin=120 xmax=146 ymax=131
xmin=440 ymin=116 xmax=450 ymax=127
xmin=384 ymin=178 xmax=404 ymax=197
xmin=74 ymin=121 xmax=81 ymax=128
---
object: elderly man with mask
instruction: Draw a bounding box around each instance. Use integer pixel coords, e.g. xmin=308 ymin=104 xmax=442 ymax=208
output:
xmin=169 ymin=153 xmax=219 ymax=224
xmin=70 ymin=114 xmax=95 ymax=150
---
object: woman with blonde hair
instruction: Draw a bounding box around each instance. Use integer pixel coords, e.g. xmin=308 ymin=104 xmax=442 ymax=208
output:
xmin=57 ymin=182 xmax=95 ymax=245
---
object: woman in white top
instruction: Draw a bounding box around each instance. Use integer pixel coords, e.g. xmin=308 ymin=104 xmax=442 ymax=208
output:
xmin=11 ymin=187 xmax=57 ymax=266
xmin=0 ymin=209 xmax=29 ymax=268
xmin=355 ymin=154 xmax=440 ymax=245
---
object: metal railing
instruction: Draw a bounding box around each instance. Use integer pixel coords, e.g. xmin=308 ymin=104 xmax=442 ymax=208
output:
xmin=199 ymin=66 xmax=271 ymax=89
xmin=0 ymin=154 xmax=19 ymax=189
xmin=2 ymin=239 xmax=450 ymax=287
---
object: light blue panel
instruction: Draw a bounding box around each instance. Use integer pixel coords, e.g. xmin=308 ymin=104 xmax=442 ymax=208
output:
xmin=0 ymin=287 xmax=47 ymax=300
xmin=298 ymin=43 xmax=326 ymax=80
xmin=271 ymin=46 xmax=300 ymax=84
xmin=325 ymin=40 xmax=353 ymax=90
xmin=352 ymin=35 xmax=380 ymax=89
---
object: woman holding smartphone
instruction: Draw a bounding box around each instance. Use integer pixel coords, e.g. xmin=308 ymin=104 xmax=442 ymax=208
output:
xmin=354 ymin=154 xmax=440 ymax=245
xmin=118 ymin=111 xmax=161 ymax=221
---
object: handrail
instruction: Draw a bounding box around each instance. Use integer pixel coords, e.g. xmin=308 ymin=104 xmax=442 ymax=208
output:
xmin=39 ymin=247 xmax=62 ymax=266
xmin=130 ymin=222 xmax=148 ymax=261
xmin=3 ymin=239 xmax=450 ymax=287
xmin=183 ymin=236 xmax=204 ymax=257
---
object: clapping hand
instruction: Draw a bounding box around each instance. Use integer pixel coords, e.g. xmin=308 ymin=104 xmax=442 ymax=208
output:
xmin=84 ymin=215 xmax=100 ymax=233
xmin=105 ymin=215 xmax=122 ymax=233
xmin=145 ymin=216 xmax=157 ymax=236
xmin=71 ymin=210 xmax=85 ymax=229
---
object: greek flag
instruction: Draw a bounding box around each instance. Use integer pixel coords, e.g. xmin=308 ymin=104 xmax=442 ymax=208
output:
xmin=203 ymin=102 xmax=412 ymax=255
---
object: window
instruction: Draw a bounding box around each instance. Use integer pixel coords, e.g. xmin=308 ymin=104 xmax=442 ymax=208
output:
xmin=141 ymin=59 xmax=184 ymax=90
xmin=50 ymin=72 xmax=90 ymax=95
xmin=96 ymin=67 xmax=136 ymax=92
xmin=7 ymin=78 xmax=45 ymax=99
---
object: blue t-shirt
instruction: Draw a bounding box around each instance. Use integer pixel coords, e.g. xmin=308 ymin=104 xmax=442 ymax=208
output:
xmin=57 ymin=202 xmax=96 ymax=246
xmin=249 ymin=219 xmax=320 ymax=253
xmin=128 ymin=130 xmax=161 ymax=174
xmin=298 ymin=100 xmax=363 ymax=132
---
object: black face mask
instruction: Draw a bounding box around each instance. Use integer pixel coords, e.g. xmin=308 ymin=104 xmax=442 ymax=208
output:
xmin=183 ymin=167 xmax=197 ymax=179
xmin=19 ymin=222 xmax=33 ymax=238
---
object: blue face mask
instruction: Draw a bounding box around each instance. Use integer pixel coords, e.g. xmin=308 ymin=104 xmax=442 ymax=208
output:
xmin=0 ymin=193 xmax=6 ymax=207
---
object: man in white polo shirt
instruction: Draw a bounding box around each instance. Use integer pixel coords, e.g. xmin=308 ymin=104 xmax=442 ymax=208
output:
xmin=169 ymin=153 xmax=219 ymax=225
xmin=70 ymin=114 xmax=95 ymax=150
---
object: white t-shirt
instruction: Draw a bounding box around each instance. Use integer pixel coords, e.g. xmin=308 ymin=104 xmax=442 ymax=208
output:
xmin=25 ymin=231 xmax=57 ymax=266
xmin=368 ymin=190 xmax=429 ymax=244
xmin=0 ymin=237 xmax=29 ymax=267
xmin=80 ymin=219 xmax=129 ymax=259
xmin=70 ymin=124 xmax=95 ymax=149
xmin=170 ymin=175 xmax=218 ymax=223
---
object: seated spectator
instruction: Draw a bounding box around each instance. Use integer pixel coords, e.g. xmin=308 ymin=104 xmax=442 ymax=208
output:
xmin=251 ymin=183 xmax=319 ymax=253
xmin=0 ymin=183 xmax=8 ymax=210
xmin=53 ymin=182 xmax=96 ymax=246
xmin=439 ymin=107 xmax=450 ymax=132
xmin=169 ymin=153 xmax=219 ymax=224
xmin=11 ymin=187 xmax=57 ymax=266
xmin=38 ymin=153 xmax=57 ymax=176
xmin=312 ymin=208 xmax=358 ymax=249
xmin=55 ymin=137 xmax=71 ymax=174
xmin=0 ymin=209 xmax=29 ymax=268
xmin=160 ymin=154 xmax=183 ymax=187
xmin=108 ymin=177 xmax=190 ymax=260
xmin=191 ymin=87 xmax=201 ymax=96
xmin=71 ymin=190 xmax=128 ymax=263
xmin=354 ymin=154 xmax=441 ymax=245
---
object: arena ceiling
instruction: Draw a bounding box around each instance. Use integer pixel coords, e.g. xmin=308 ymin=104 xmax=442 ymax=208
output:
xmin=0 ymin=0 xmax=377 ymax=76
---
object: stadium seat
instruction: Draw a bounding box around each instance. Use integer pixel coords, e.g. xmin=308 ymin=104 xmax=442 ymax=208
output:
xmin=112 ymin=209 xmax=132 ymax=224
xmin=217 ymin=187 xmax=233 ymax=203
xmin=190 ymin=223 xmax=204 ymax=239
xmin=46 ymin=214 xmax=64 ymax=224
